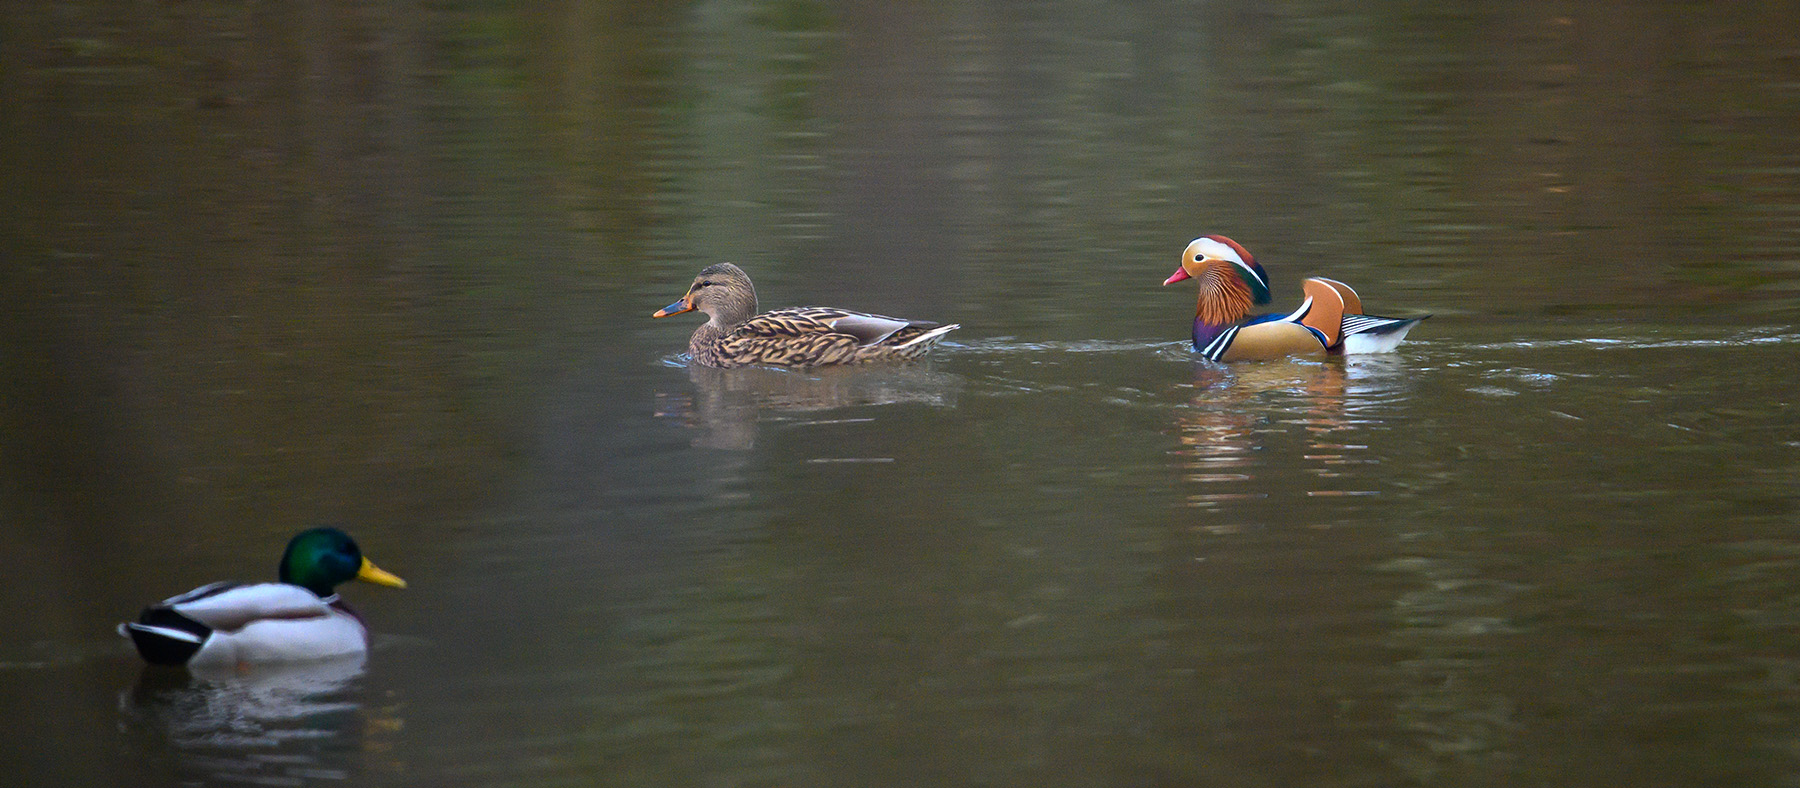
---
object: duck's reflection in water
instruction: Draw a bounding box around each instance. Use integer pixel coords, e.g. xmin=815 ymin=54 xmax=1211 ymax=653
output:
xmin=119 ymin=655 xmax=397 ymax=786
xmin=655 ymin=362 xmax=963 ymax=449
xmin=1175 ymin=354 xmax=1518 ymax=774
xmin=1174 ymin=356 xmax=1414 ymax=507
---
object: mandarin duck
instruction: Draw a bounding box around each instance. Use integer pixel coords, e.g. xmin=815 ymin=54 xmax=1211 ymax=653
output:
xmin=653 ymin=262 xmax=959 ymax=368
xmin=1163 ymin=236 xmax=1427 ymax=361
xmin=121 ymin=528 xmax=406 ymax=667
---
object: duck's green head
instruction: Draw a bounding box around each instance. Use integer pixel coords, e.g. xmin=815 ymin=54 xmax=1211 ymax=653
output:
xmin=279 ymin=527 xmax=408 ymax=597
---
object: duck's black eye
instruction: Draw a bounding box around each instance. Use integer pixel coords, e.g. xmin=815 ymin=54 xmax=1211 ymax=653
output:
xmin=696 ymin=281 xmax=713 ymax=289
xmin=1194 ymin=256 xmax=1204 ymax=262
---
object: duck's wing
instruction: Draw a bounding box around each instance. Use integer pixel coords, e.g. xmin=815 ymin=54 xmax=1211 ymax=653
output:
xmin=1308 ymin=277 xmax=1363 ymax=316
xmin=815 ymin=312 xmax=917 ymax=345
xmin=733 ymin=307 xmax=842 ymax=337
xmin=159 ymin=582 xmax=333 ymax=631
xmin=758 ymin=307 xmax=943 ymax=345
xmin=121 ymin=582 xmax=338 ymax=665
xmin=715 ymin=309 xmax=863 ymax=367
xmin=712 ymin=307 xmax=957 ymax=367
xmin=1297 ymin=278 xmax=1351 ymax=349
xmin=1304 ymin=277 xmax=1428 ymax=354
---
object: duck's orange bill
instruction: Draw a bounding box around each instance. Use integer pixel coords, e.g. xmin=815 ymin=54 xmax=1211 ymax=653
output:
xmin=356 ymin=558 xmax=407 ymax=589
xmin=653 ymin=298 xmax=695 ymax=318
xmin=1162 ymin=268 xmax=1192 ymax=286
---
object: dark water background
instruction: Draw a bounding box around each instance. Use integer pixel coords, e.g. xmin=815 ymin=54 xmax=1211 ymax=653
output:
xmin=4 ymin=1 xmax=1799 ymax=786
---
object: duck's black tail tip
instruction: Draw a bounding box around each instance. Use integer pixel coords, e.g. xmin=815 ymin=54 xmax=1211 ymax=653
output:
xmin=121 ymin=608 xmax=209 ymax=665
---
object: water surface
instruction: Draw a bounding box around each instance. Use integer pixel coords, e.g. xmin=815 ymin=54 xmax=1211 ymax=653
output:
xmin=4 ymin=2 xmax=1799 ymax=786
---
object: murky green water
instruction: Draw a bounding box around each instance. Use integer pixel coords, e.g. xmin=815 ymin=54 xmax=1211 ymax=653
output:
xmin=5 ymin=1 xmax=1799 ymax=786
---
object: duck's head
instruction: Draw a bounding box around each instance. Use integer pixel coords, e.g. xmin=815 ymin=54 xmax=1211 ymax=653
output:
xmin=1163 ymin=236 xmax=1271 ymax=305
xmin=280 ymin=527 xmax=407 ymax=597
xmin=653 ymin=263 xmax=759 ymax=327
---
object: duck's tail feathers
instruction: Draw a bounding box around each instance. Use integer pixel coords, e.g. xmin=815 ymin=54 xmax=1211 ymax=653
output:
xmin=897 ymin=323 xmax=960 ymax=349
xmin=122 ymin=608 xmax=211 ymax=665
xmin=1339 ymin=314 xmax=1429 ymax=354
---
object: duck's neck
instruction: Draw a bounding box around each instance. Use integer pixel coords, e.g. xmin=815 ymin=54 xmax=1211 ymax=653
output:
xmin=689 ymin=322 xmax=728 ymax=366
xmin=690 ymin=290 xmax=757 ymax=364
xmin=1196 ymin=264 xmax=1256 ymax=323
xmin=1192 ymin=264 xmax=1256 ymax=349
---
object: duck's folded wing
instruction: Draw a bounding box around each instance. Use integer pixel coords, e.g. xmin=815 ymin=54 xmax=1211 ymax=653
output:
xmin=741 ymin=307 xmax=931 ymax=346
xmin=164 ymin=582 xmax=332 ymax=631
xmin=1308 ymin=277 xmax=1363 ymax=316
xmin=735 ymin=309 xmax=835 ymax=338
xmin=818 ymin=313 xmax=920 ymax=346
xmin=1299 ymin=280 xmax=1350 ymax=348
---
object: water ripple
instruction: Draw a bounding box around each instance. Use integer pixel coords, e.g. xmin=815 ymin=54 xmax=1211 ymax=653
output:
xmin=1462 ymin=328 xmax=1800 ymax=351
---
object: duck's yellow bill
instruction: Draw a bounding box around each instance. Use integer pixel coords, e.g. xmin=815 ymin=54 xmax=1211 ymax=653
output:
xmin=357 ymin=558 xmax=407 ymax=588
xmin=653 ymin=298 xmax=695 ymax=318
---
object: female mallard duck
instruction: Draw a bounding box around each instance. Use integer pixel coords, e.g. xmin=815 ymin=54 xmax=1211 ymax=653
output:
xmin=120 ymin=528 xmax=406 ymax=667
xmin=652 ymin=262 xmax=959 ymax=368
xmin=1163 ymin=235 xmax=1428 ymax=362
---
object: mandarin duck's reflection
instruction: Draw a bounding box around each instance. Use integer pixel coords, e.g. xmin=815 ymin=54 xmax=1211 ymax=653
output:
xmin=1174 ymin=356 xmax=1413 ymax=506
xmin=119 ymin=654 xmax=399 ymax=786
xmin=655 ymin=362 xmax=962 ymax=449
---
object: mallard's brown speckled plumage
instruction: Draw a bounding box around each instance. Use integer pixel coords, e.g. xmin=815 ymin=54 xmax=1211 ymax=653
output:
xmin=653 ymin=263 xmax=959 ymax=369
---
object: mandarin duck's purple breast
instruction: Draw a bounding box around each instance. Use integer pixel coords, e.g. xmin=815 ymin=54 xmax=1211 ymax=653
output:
xmin=1192 ymin=316 xmax=1232 ymax=352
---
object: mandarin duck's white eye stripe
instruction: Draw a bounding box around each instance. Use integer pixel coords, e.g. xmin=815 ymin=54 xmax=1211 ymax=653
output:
xmin=1190 ymin=237 xmax=1245 ymax=265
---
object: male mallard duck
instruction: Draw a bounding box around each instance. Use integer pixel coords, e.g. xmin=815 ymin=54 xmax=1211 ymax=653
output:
xmin=652 ymin=262 xmax=960 ymax=368
xmin=120 ymin=528 xmax=406 ymax=667
xmin=1163 ymin=235 xmax=1427 ymax=362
